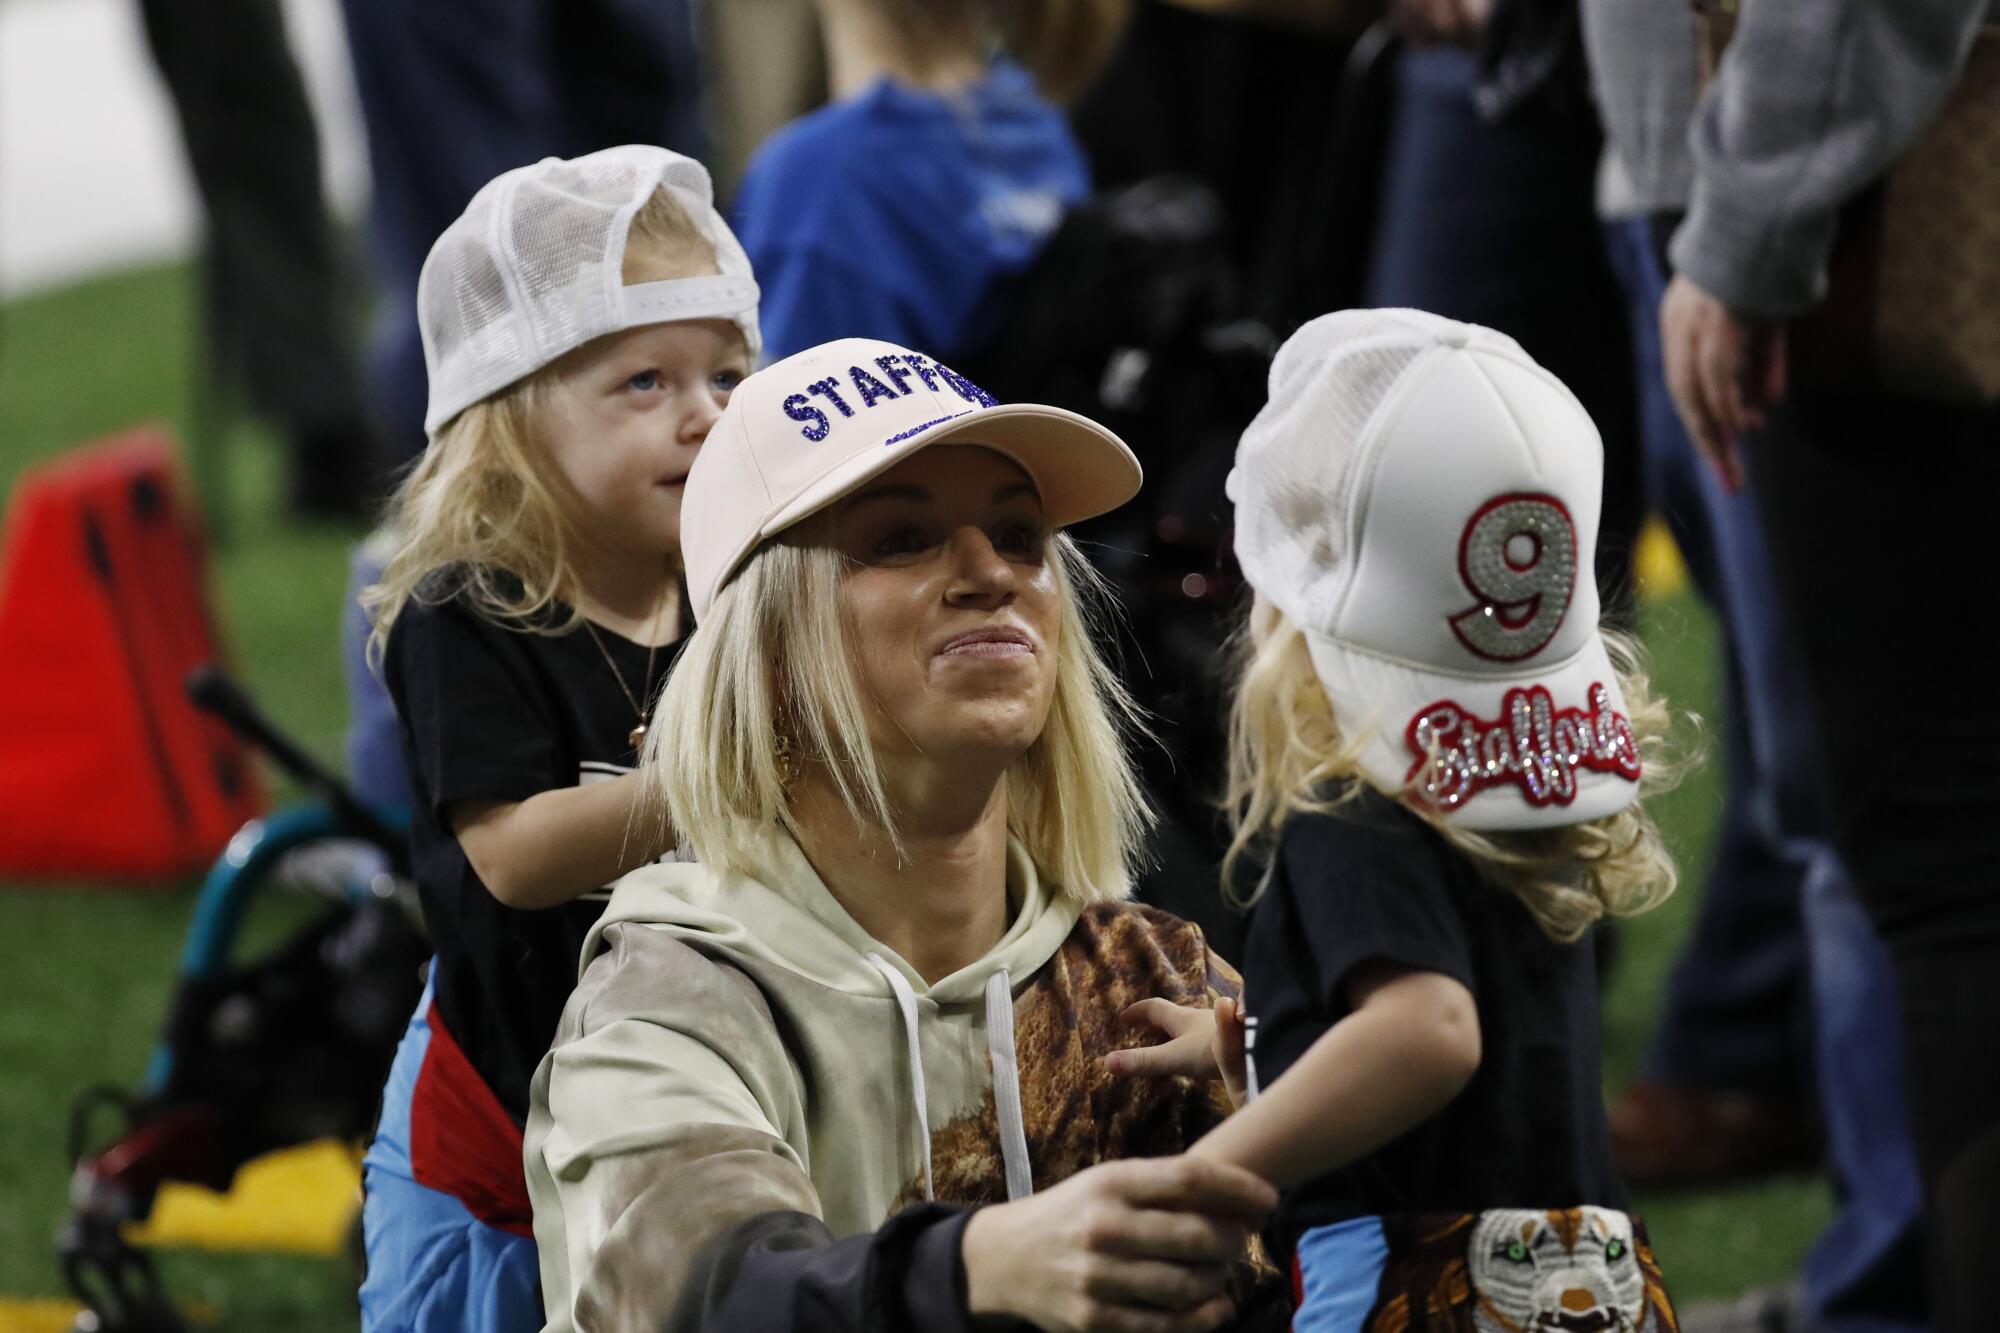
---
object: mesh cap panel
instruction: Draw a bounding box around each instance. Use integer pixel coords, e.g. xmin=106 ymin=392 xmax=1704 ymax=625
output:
xmin=1231 ymin=310 xmax=1467 ymax=635
xmin=1229 ymin=309 xmax=1535 ymax=637
xmin=417 ymin=145 xmax=761 ymax=439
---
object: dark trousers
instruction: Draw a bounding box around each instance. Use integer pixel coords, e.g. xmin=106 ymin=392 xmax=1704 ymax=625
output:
xmin=137 ymin=0 xmax=365 ymax=442
xmin=338 ymin=0 xmax=704 ymax=462
xmin=1362 ymin=45 xmax=1641 ymax=611
xmin=1754 ymin=387 xmax=2000 ymax=1331
xmin=1605 ymin=218 xmax=1815 ymax=1101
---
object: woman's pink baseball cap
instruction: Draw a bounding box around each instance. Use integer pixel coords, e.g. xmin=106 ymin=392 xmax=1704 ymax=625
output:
xmin=681 ymin=337 xmax=1143 ymax=619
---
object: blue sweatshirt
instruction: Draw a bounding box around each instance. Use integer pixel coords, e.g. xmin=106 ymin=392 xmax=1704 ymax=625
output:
xmin=732 ymin=57 xmax=1088 ymax=364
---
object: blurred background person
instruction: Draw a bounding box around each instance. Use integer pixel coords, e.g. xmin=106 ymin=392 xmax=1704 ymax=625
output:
xmin=730 ymin=0 xmax=1129 ymax=364
xmin=1582 ymin=3 xmax=1929 ymax=1330
xmin=337 ymin=0 xmax=707 ymax=470
xmin=704 ymin=0 xmax=827 ymax=197
xmin=1658 ymin=1 xmax=2000 ymax=1327
xmin=139 ymin=0 xmax=377 ymax=519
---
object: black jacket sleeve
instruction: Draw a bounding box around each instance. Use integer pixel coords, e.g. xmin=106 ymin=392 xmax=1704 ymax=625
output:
xmin=669 ymin=1204 xmax=1017 ymax=1333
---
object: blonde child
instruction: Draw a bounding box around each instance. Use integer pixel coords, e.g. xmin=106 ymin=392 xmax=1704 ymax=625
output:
xmin=355 ymin=146 xmax=759 ymax=1333
xmin=1117 ymin=310 xmax=1683 ymax=1330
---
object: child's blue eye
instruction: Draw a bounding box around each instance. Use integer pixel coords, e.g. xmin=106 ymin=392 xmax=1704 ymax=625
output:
xmin=627 ymin=369 xmax=661 ymax=392
xmin=713 ymin=369 xmax=744 ymax=394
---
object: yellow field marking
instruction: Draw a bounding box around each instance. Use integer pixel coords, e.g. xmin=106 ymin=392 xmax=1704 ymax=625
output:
xmin=0 ymin=1298 xmax=219 ymax=1330
xmin=0 ymin=1298 xmax=87 ymax=1333
xmin=1634 ymin=516 xmax=1690 ymax=603
xmin=122 ymin=1138 xmax=362 ymax=1257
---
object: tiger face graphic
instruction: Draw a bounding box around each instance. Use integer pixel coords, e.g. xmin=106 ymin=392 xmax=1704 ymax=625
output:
xmin=1360 ymin=1208 xmax=1675 ymax=1333
xmin=1468 ymin=1208 xmax=1652 ymax=1333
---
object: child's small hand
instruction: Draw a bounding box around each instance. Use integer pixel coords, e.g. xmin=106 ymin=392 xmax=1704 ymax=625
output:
xmin=1104 ymin=995 xmax=1252 ymax=1109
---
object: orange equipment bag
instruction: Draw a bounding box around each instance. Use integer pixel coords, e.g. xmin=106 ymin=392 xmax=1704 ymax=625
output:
xmin=0 ymin=429 xmax=265 ymax=880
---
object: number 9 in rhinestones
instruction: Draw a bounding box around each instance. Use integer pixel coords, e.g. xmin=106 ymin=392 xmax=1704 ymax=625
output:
xmin=1447 ymin=493 xmax=1577 ymax=662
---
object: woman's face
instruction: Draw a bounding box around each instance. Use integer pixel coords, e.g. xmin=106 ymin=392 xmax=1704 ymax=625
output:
xmin=831 ymin=445 xmax=1061 ymax=769
xmin=539 ymin=317 xmax=751 ymax=560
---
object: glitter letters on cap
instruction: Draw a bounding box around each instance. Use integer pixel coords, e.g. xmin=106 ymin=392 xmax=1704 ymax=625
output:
xmin=680 ymin=337 xmax=1142 ymax=620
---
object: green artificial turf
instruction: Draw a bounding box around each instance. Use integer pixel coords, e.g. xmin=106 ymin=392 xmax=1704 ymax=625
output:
xmin=1 ymin=262 xmax=365 ymax=1331
xmin=0 ymin=261 xmax=1829 ymax=1324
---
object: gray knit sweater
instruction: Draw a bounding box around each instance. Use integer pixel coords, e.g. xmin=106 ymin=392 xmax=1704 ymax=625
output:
xmin=1584 ymin=0 xmax=1995 ymax=318
xmin=1580 ymin=0 xmax=1700 ymax=218
xmin=1683 ymin=0 xmax=1994 ymax=317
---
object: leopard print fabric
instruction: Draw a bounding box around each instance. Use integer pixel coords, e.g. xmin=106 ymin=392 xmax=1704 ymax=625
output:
xmin=892 ymin=902 xmax=1286 ymax=1321
xmin=892 ymin=901 xmax=1240 ymax=1207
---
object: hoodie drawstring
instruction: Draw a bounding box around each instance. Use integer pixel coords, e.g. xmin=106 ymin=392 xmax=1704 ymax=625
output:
xmin=984 ymin=969 xmax=1034 ymax=1201
xmin=866 ymin=953 xmax=934 ymax=1201
xmin=865 ymin=955 xmax=1035 ymax=1204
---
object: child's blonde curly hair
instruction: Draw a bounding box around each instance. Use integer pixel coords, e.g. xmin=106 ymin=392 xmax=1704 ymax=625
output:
xmin=363 ymin=187 xmax=736 ymax=663
xmin=1222 ymin=597 xmax=1684 ymax=943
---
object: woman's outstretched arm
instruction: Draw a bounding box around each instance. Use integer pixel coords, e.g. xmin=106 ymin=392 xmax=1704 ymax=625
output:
xmin=528 ymin=926 xmax=1274 ymax=1332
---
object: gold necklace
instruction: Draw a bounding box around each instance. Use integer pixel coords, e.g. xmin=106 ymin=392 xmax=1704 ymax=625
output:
xmin=582 ymin=581 xmax=673 ymax=753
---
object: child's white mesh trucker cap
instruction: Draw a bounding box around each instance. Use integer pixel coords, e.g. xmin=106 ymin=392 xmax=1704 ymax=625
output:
xmin=417 ymin=144 xmax=761 ymax=438
xmin=1227 ymin=309 xmax=1642 ymax=830
xmin=681 ymin=337 xmax=1142 ymax=619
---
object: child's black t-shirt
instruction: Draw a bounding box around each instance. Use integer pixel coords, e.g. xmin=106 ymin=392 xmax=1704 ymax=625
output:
xmin=385 ymin=579 xmax=683 ymax=1124
xmin=1240 ymin=789 xmax=1626 ymax=1257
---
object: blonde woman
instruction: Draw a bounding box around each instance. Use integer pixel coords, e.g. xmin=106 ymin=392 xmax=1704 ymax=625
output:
xmin=525 ymin=337 xmax=1282 ymax=1332
xmin=1118 ymin=311 xmax=1684 ymax=1329
xmin=355 ymin=146 xmax=759 ymax=1333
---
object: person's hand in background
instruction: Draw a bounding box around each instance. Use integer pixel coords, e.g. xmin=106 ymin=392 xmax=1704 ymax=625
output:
xmin=1661 ymin=272 xmax=1789 ymax=494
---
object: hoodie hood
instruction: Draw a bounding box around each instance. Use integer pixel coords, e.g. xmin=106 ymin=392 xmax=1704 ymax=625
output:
xmin=584 ymin=828 xmax=1083 ymax=1006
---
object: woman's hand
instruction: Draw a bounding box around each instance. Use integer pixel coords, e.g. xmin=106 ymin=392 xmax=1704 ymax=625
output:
xmin=960 ymin=1156 xmax=1276 ymax=1332
xmin=1103 ymin=997 xmax=1250 ymax=1109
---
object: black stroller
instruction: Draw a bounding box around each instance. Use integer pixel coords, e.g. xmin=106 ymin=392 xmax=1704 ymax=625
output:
xmin=58 ymin=667 xmax=429 ymax=1333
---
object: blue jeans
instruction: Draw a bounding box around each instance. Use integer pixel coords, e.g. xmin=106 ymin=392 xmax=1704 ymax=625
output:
xmin=1602 ymin=216 xmax=1925 ymax=1332
xmin=1616 ymin=216 xmax=1814 ymax=1101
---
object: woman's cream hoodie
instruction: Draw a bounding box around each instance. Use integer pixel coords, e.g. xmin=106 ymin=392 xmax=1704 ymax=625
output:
xmin=524 ymin=830 xmax=1246 ymax=1332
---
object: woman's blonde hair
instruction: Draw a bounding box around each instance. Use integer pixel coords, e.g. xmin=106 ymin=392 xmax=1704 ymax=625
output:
xmin=642 ymin=522 xmax=1152 ymax=902
xmin=1222 ymin=599 xmax=1682 ymax=943
xmin=363 ymin=186 xmax=730 ymax=660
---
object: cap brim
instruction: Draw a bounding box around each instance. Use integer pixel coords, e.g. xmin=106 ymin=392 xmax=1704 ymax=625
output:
xmin=759 ymin=401 xmax=1143 ymax=540
xmin=1305 ymin=632 xmax=1642 ymax=831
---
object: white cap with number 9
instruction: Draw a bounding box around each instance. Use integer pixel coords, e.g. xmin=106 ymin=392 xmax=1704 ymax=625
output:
xmin=1227 ymin=308 xmax=1640 ymax=830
